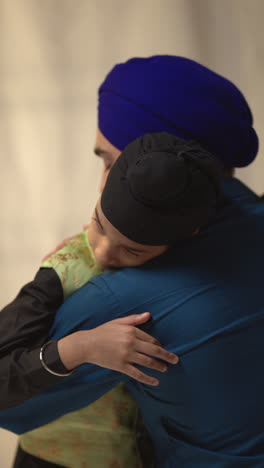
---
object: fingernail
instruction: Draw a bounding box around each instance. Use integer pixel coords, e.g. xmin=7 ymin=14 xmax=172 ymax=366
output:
xmin=152 ymin=379 xmax=159 ymax=386
xmin=172 ymin=356 xmax=179 ymax=364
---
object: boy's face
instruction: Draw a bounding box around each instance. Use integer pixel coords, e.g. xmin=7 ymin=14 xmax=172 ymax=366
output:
xmin=89 ymin=200 xmax=168 ymax=269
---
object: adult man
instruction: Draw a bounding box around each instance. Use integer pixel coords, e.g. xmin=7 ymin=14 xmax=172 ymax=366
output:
xmin=2 ymin=56 xmax=264 ymax=467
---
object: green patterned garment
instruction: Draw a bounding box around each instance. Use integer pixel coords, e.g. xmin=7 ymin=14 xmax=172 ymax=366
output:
xmin=20 ymin=229 xmax=147 ymax=467
xmin=41 ymin=229 xmax=102 ymax=300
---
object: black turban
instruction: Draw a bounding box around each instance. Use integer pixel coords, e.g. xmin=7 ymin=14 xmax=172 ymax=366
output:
xmin=101 ymin=133 xmax=221 ymax=245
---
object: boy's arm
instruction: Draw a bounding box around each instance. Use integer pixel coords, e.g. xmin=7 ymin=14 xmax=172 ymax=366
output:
xmin=0 ymin=268 xmax=69 ymax=409
xmin=0 ymin=229 xmax=100 ymax=409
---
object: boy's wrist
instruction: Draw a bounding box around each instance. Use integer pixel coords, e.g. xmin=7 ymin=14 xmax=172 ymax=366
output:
xmin=57 ymin=331 xmax=90 ymax=370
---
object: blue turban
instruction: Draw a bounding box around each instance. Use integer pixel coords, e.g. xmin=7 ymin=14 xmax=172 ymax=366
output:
xmin=98 ymin=56 xmax=258 ymax=168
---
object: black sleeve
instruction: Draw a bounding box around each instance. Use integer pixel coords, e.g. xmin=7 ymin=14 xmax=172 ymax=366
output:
xmin=0 ymin=268 xmax=70 ymax=410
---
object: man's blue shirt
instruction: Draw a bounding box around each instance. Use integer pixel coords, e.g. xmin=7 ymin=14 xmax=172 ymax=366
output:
xmin=1 ymin=178 xmax=264 ymax=467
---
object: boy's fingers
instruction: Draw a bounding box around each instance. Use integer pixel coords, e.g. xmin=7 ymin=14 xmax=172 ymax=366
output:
xmin=112 ymin=313 xmax=151 ymax=326
xmin=133 ymin=312 xmax=151 ymax=323
xmin=135 ymin=328 xmax=161 ymax=346
xmin=132 ymin=352 xmax=168 ymax=373
xmin=125 ymin=364 xmax=159 ymax=386
xmin=135 ymin=341 xmax=179 ymax=365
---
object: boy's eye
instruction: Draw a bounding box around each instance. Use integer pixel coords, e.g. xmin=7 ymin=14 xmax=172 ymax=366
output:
xmin=92 ymin=217 xmax=103 ymax=231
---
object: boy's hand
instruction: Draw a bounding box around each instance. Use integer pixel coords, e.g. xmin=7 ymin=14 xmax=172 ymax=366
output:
xmin=41 ymin=225 xmax=90 ymax=262
xmin=58 ymin=312 xmax=179 ymax=386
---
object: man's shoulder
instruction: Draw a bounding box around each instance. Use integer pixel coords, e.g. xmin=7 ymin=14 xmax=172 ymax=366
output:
xmin=66 ymin=177 xmax=264 ymax=333
xmin=98 ymin=179 xmax=264 ymax=321
xmin=99 ymin=248 xmax=214 ymax=313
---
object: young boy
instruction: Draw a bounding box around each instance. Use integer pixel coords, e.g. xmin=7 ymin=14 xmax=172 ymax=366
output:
xmin=5 ymin=132 xmax=221 ymax=467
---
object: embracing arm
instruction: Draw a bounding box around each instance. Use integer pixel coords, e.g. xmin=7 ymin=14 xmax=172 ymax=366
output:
xmin=0 ymin=273 xmax=179 ymax=433
xmin=0 ymin=268 xmax=177 ymax=410
xmin=0 ymin=268 xmax=67 ymax=409
xmin=57 ymin=312 xmax=178 ymax=386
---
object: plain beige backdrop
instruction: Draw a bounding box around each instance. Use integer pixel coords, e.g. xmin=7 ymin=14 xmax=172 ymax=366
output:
xmin=0 ymin=1 xmax=263 ymax=467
